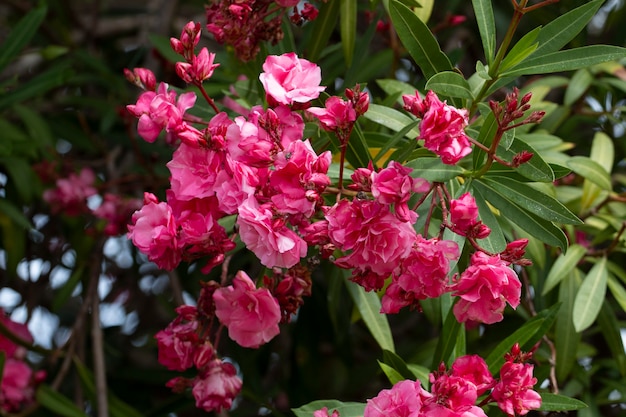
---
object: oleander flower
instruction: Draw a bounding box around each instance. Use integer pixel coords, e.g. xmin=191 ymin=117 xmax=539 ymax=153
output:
xmin=259 ymin=52 xmax=325 ymax=106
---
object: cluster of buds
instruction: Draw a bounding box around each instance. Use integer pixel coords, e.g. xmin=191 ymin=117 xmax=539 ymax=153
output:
xmin=489 ymin=87 xmax=545 ymax=131
xmin=171 ymin=22 xmax=220 ymax=85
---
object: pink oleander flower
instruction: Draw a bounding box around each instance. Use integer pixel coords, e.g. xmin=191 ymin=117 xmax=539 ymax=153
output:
xmin=371 ymin=161 xmax=430 ymax=223
xmin=382 ymin=236 xmax=459 ymax=313
xmin=167 ymin=142 xmax=224 ymax=201
xmin=0 ymin=310 xmax=33 ymax=359
xmin=214 ymin=159 xmax=262 ymax=215
xmin=403 ymin=90 xmax=472 ymax=165
xmin=192 ymin=360 xmax=243 ymax=412
xmin=452 ymin=251 xmax=522 ymax=324
xmin=155 ymin=306 xmax=200 ymax=371
xmin=450 ymin=355 xmax=494 ymax=396
xmin=126 ymin=83 xmax=200 ymax=145
xmin=237 ymin=197 xmax=307 ymax=269
xmin=213 ymin=270 xmax=281 ymax=348
xmin=176 ymin=47 xmax=220 ymax=84
xmin=171 ymin=21 xmax=202 ymax=56
xmin=0 ymin=359 xmax=45 ymax=413
xmin=306 ymin=96 xmax=356 ymax=132
xmin=449 ymin=192 xmax=490 ymax=239
xmin=127 ymin=192 xmax=181 ymax=270
xmin=43 ymin=167 xmax=97 ymax=216
xmin=364 ymin=379 xmax=429 ymax=417
xmin=314 ymin=407 xmax=340 ymax=417
xmin=270 ymin=139 xmax=331 ymax=218
xmin=326 ymin=199 xmax=416 ymax=281
xmin=492 ymin=348 xmax=541 ymax=416
xmin=259 ymin=52 xmax=325 ymax=106
xmin=93 ymin=193 xmax=142 ymax=236
xmin=124 ymin=67 xmax=156 ymax=91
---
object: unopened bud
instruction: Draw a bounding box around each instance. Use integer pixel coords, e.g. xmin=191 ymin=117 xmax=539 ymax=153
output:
xmin=512 ymin=151 xmax=533 ymax=167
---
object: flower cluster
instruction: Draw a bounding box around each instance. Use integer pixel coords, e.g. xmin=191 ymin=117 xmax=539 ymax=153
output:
xmin=0 ymin=310 xmax=46 ymax=413
xmin=41 ymin=166 xmax=141 ymax=236
xmin=125 ymin=21 xmax=541 ymax=414
xmin=363 ymin=345 xmax=541 ymax=417
xmin=205 ymin=0 xmax=319 ymax=62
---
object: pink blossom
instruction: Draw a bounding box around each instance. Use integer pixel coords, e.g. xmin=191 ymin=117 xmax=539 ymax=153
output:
xmin=450 ymin=355 xmax=494 ymax=396
xmin=326 ymin=199 xmax=416 ymax=279
xmin=0 ymin=310 xmax=33 ymax=359
xmin=127 ymin=192 xmax=181 ymax=270
xmin=192 ymin=360 xmax=243 ymax=412
xmin=237 ymin=197 xmax=307 ymax=269
xmin=213 ymin=271 xmax=281 ymax=348
xmin=449 ymin=192 xmax=490 ymax=239
xmin=492 ymin=361 xmax=541 ymax=416
xmin=306 ymin=96 xmax=356 ymax=132
xmin=403 ymin=91 xmax=472 ymax=165
xmin=313 ymin=407 xmax=340 ymax=417
xmin=452 ymin=252 xmax=522 ymax=324
xmin=167 ymin=142 xmax=224 ymax=201
xmin=382 ymin=236 xmax=459 ymax=313
xmin=364 ymin=379 xmax=429 ymax=417
xmin=214 ymin=159 xmax=263 ymax=215
xmin=270 ymin=139 xmax=331 ymax=218
xmin=155 ymin=308 xmax=200 ymax=371
xmin=0 ymin=359 xmax=44 ymax=413
xmin=176 ymin=48 xmax=220 ymax=84
xmin=124 ymin=67 xmax=156 ymax=91
xmin=371 ymin=161 xmax=430 ymax=222
xmin=259 ymin=53 xmax=325 ymax=106
xmin=43 ymin=168 xmax=97 ymax=216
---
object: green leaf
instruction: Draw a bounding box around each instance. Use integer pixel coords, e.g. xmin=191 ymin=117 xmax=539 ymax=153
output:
xmin=372 ymin=121 xmax=419 ymax=165
xmin=345 ymin=279 xmax=395 ymax=353
xmin=0 ymin=62 xmax=73 ymax=111
xmin=382 ymin=350 xmax=418 ymax=381
xmin=13 ymin=104 xmax=54 ymax=149
xmin=538 ymin=393 xmax=588 ymax=412
xmin=485 ymin=304 xmax=560 ymax=373
xmin=340 ymin=0 xmax=357 ymax=67
xmin=607 ymin=275 xmax=626 ymax=314
xmin=496 ymin=137 xmax=555 ymax=182
xmin=556 ymin=270 xmax=581 ymax=381
xmin=36 ymin=385 xmax=88 ymax=417
xmin=363 ymin=104 xmax=420 ymax=138
xmin=376 ymin=79 xmax=418 ymax=98
xmin=473 ymin=180 xmax=568 ymax=251
xmin=471 ymin=0 xmax=496 ymax=65
xmin=305 ymin=0 xmax=340 ymax=62
xmin=0 ymin=199 xmax=32 ymax=230
xmin=542 ymin=244 xmax=587 ymax=295
xmin=567 ymin=156 xmax=612 ymax=191
xmin=564 ymin=69 xmax=593 ymax=106
xmin=378 ymin=361 xmax=406 ymax=385
xmin=406 ymin=363 xmax=430 ymax=385
xmin=500 ymin=27 xmax=540 ymax=72
xmin=0 ymin=157 xmax=37 ymax=202
xmin=293 ymin=400 xmax=365 ymax=417
xmin=472 ymin=184 xmax=507 ymax=253
xmin=405 ymin=158 xmax=463 ymax=182
xmin=0 ymin=4 xmax=47 ymax=74
xmin=581 ymin=132 xmax=614 ymax=211
xmin=573 ymin=257 xmax=608 ymax=332
xmin=413 ymin=0 xmax=434 ymax=23
xmin=480 ymin=177 xmax=581 ymax=224
xmin=502 ymin=45 xmax=626 ymax=77
xmin=389 ymin=0 xmax=453 ymax=79
xmin=431 ymin=307 xmax=461 ymax=368
xmin=597 ymin=302 xmax=626 ymax=376
xmin=425 ymin=71 xmax=473 ymax=100
xmin=531 ymin=0 xmax=604 ymax=58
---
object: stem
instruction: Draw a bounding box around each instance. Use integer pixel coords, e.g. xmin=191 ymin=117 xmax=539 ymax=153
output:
xmin=196 ymin=82 xmax=220 ymax=114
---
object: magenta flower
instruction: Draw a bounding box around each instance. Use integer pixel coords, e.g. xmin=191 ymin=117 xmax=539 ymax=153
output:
xmin=450 ymin=355 xmax=494 ymax=396
xmin=449 ymin=192 xmax=491 ymax=239
xmin=452 ymin=251 xmax=522 ymax=324
xmin=176 ymin=47 xmax=220 ymax=84
xmin=371 ymin=161 xmax=430 ymax=222
xmin=43 ymin=167 xmax=97 ymax=216
xmin=403 ymin=90 xmax=472 ymax=165
xmin=155 ymin=308 xmax=199 ymax=371
xmin=127 ymin=192 xmax=181 ymax=270
xmin=1 ymin=359 xmax=44 ymax=413
xmin=364 ymin=379 xmax=430 ymax=417
xmin=192 ymin=360 xmax=243 ymax=412
xmin=237 ymin=197 xmax=307 ymax=269
xmin=167 ymin=142 xmax=224 ymax=201
xmin=259 ymin=52 xmax=325 ymax=106
xmin=306 ymin=96 xmax=356 ymax=132
xmin=213 ymin=271 xmax=281 ymax=348
xmin=492 ymin=360 xmax=541 ymax=416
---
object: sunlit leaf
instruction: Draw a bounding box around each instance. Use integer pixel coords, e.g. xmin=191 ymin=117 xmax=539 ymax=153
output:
xmin=500 ymin=27 xmax=540 ymax=72
xmin=573 ymin=257 xmax=608 ymax=332
xmin=425 ymin=71 xmax=473 ymax=100
xmin=542 ymin=244 xmax=587 ymax=295
xmin=471 ymin=0 xmax=495 ymax=64
xmin=405 ymin=158 xmax=463 ymax=182
xmin=363 ymin=104 xmax=420 ymax=138
xmin=293 ymin=400 xmax=365 ymax=417
xmin=568 ymin=156 xmax=612 ymax=191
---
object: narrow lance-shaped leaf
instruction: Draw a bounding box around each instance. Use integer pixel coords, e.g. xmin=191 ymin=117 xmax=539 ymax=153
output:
xmin=304 ymin=0 xmax=339 ymax=62
xmin=556 ymin=270 xmax=582 ymax=381
xmin=431 ymin=307 xmax=462 ymax=368
xmin=495 ymin=137 xmax=555 ymax=182
xmin=531 ymin=0 xmax=604 ymax=58
xmin=340 ymin=0 xmax=357 ymax=67
xmin=405 ymin=158 xmax=463 ymax=182
xmin=425 ymin=71 xmax=473 ymax=101
xmin=0 ymin=5 xmax=47 ymax=74
xmin=471 ymin=0 xmax=496 ymax=65
xmin=539 ymin=393 xmax=588 ymax=412
xmin=573 ymin=257 xmax=608 ymax=333
xmin=597 ymin=302 xmax=626 ymax=376
xmin=345 ymin=278 xmax=395 ymax=353
xmin=500 ymin=27 xmax=540 ymax=72
xmin=542 ymin=244 xmax=587 ymax=295
xmin=293 ymin=400 xmax=365 ymax=417
xmin=568 ymin=156 xmax=612 ymax=191
xmin=389 ymin=0 xmax=453 ymax=79
xmin=36 ymin=385 xmax=89 ymax=417
xmin=363 ymin=104 xmax=421 ymax=138
xmin=502 ymin=45 xmax=626 ymax=77
xmin=480 ymin=177 xmax=582 ymax=224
